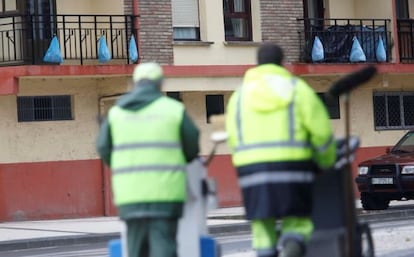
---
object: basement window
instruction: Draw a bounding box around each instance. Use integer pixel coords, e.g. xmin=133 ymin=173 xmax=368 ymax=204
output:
xmin=206 ymin=94 xmax=224 ymax=123
xmin=373 ymin=91 xmax=414 ymax=130
xmin=166 ymin=91 xmax=182 ymax=102
xmin=17 ymin=95 xmax=73 ymax=122
xmin=317 ymin=93 xmax=340 ymax=119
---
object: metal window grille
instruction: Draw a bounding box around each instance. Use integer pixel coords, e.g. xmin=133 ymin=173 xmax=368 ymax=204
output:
xmin=317 ymin=93 xmax=340 ymax=119
xmin=17 ymin=95 xmax=73 ymax=122
xmin=373 ymin=91 xmax=414 ymax=130
xmin=206 ymin=94 xmax=224 ymax=123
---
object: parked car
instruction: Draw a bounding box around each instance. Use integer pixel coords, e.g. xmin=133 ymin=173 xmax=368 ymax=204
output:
xmin=355 ymin=130 xmax=414 ymax=210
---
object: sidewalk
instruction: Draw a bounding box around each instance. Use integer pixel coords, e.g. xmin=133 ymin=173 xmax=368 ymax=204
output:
xmin=1 ymin=200 xmax=414 ymax=251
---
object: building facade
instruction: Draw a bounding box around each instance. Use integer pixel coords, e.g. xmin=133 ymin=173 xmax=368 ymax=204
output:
xmin=1 ymin=0 xmax=414 ymax=221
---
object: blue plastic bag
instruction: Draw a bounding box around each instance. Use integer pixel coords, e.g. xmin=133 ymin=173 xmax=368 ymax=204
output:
xmin=129 ymin=35 xmax=139 ymax=63
xmin=376 ymin=37 xmax=387 ymax=62
xmin=349 ymin=36 xmax=366 ymax=62
xmin=311 ymin=36 xmax=324 ymax=62
xmin=98 ymin=36 xmax=111 ymax=63
xmin=43 ymin=36 xmax=63 ymax=64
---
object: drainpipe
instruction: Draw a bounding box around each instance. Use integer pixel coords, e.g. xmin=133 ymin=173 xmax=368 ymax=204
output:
xmin=133 ymin=0 xmax=141 ymax=63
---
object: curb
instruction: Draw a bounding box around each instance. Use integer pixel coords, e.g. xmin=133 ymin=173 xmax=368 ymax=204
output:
xmin=208 ymin=221 xmax=251 ymax=236
xmin=2 ymin=208 xmax=414 ymax=252
xmin=0 ymin=233 xmax=120 ymax=252
xmin=358 ymin=207 xmax=414 ymax=223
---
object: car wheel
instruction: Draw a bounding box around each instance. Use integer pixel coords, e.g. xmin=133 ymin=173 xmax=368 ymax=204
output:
xmin=361 ymin=193 xmax=390 ymax=210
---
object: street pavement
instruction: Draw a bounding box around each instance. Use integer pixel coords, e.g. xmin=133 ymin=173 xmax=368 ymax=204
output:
xmin=1 ymin=200 xmax=414 ymax=252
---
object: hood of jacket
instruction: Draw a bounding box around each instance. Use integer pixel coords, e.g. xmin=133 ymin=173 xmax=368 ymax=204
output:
xmin=242 ymin=64 xmax=295 ymax=112
xmin=116 ymin=80 xmax=163 ymax=110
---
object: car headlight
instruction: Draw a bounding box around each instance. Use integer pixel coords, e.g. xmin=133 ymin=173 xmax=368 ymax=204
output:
xmin=358 ymin=166 xmax=369 ymax=175
xmin=401 ymin=166 xmax=414 ymax=174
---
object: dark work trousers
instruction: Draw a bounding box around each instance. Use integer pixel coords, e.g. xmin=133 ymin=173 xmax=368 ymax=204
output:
xmin=126 ymin=217 xmax=179 ymax=257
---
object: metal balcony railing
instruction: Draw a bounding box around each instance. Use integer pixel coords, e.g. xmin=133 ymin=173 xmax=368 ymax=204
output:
xmin=397 ymin=19 xmax=414 ymax=63
xmin=0 ymin=14 xmax=138 ymax=65
xmin=298 ymin=18 xmax=391 ymax=63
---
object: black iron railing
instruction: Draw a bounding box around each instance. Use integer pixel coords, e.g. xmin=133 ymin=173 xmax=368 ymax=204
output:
xmin=298 ymin=18 xmax=391 ymax=63
xmin=0 ymin=14 xmax=138 ymax=65
xmin=397 ymin=19 xmax=414 ymax=63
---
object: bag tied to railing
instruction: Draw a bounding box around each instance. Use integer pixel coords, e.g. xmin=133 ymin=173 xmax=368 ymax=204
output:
xmin=376 ymin=37 xmax=386 ymax=62
xmin=98 ymin=36 xmax=111 ymax=63
xmin=129 ymin=35 xmax=139 ymax=63
xmin=43 ymin=36 xmax=63 ymax=64
xmin=311 ymin=36 xmax=324 ymax=62
xmin=349 ymin=36 xmax=366 ymax=63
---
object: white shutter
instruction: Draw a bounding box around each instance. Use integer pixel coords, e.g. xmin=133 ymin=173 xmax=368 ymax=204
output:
xmin=172 ymin=0 xmax=200 ymax=27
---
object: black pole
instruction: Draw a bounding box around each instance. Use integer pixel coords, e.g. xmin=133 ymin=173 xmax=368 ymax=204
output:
xmin=343 ymin=93 xmax=357 ymax=257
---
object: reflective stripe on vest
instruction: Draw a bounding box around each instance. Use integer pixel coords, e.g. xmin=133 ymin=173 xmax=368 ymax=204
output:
xmin=113 ymin=142 xmax=181 ymax=151
xmin=235 ymin=78 xmax=311 ymax=152
xmin=113 ymin=164 xmax=186 ymax=174
xmin=108 ymin=96 xmax=186 ymax=205
xmin=239 ymin=171 xmax=314 ymax=188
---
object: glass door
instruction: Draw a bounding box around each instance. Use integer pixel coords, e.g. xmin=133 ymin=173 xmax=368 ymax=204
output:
xmin=22 ymin=0 xmax=56 ymax=64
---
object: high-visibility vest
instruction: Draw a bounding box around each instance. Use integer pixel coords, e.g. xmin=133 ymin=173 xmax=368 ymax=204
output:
xmin=226 ymin=65 xmax=335 ymax=170
xmin=108 ymin=96 xmax=186 ymax=206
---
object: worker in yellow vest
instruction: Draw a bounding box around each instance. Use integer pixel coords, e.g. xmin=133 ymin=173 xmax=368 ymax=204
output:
xmin=96 ymin=62 xmax=200 ymax=257
xmin=226 ymin=43 xmax=336 ymax=257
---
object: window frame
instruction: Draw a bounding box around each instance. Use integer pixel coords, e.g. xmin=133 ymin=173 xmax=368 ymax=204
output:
xmin=172 ymin=0 xmax=201 ymax=41
xmin=373 ymin=91 xmax=414 ymax=130
xmin=223 ymin=0 xmax=252 ymax=41
xmin=17 ymin=95 xmax=73 ymax=122
xmin=173 ymin=27 xmax=200 ymax=41
xmin=317 ymin=92 xmax=340 ymax=119
xmin=205 ymin=94 xmax=224 ymax=123
xmin=0 ymin=0 xmax=18 ymax=15
xmin=396 ymin=0 xmax=409 ymax=19
xmin=166 ymin=91 xmax=182 ymax=102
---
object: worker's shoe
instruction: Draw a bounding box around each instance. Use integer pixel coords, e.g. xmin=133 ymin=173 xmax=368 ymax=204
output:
xmin=278 ymin=240 xmax=304 ymax=257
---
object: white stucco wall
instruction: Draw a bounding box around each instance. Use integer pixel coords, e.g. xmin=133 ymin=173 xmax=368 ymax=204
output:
xmin=3 ymin=72 xmax=414 ymax=163
xmin=0 ymin=76 xmax=129 ymax=163
xmin=56 ymin=0 xmax=124 ymax=15
xmin=327 ymin=0 xmax=355 ymax=19
xmin=354 ymin=0 xmax=392 ymax=19
xmin=173 ymin=0 xmax=260 ymax=65
xmin=327 ymin=0 xmax=392 ymax=20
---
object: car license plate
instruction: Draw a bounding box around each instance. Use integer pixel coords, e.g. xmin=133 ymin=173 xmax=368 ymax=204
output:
xmin=372 ymin=177 xmax=393 ymax=184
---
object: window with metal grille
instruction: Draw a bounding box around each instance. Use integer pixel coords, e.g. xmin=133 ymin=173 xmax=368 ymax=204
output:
xmin=206 ymin=94 xmax=224 ymax=123
xmin=17 ymin=95 xmax=73 ymax=122
xmin=317 ymin=93 xmax=340 ymax=119
xmin=373 ymin=91 xmax=414 ymax=130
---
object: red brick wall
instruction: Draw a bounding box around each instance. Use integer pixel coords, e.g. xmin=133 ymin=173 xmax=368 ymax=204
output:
xmin=124 ymin=0 xmax=133 ymax=15
xmin=259 ymin=0 xmax=304 ymax=63
xmin=136 ymin=0 xmax=174 ymax=64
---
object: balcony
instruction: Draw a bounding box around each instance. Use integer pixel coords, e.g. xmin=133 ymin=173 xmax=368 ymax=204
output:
xmin=397 ymin=19 xmax=414 ymax=63
xmin=0 ymin=14 xmax=138 ymax=66
xmin=298 ymin=18 xmax=391 ymax=64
